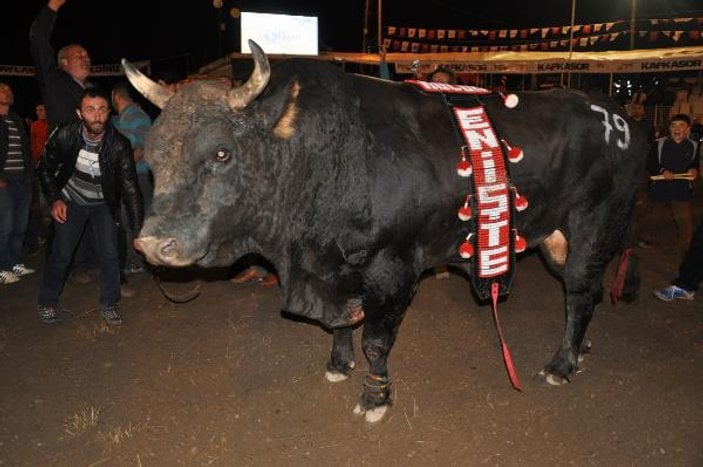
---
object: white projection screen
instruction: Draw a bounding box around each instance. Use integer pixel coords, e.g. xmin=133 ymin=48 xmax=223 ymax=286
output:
xmin=240 ymin=12 xmax=319 ymax=55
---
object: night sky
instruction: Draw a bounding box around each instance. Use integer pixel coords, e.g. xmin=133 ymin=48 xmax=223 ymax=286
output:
xmin=5 ymin=0 xmax=703 ymax=66
xmin=2 ymin=0 xmax=702 ymax=116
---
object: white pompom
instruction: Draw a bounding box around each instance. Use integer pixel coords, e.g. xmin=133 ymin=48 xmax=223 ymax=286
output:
xmin=504 ymin=93 xmax=519 ymax=108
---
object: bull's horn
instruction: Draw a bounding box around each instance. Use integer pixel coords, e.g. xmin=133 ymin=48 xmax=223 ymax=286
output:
xmin=228 ymin=40 xmax=271 ymax=110
xmin=121 ymin=59 xmax=175 ymax=110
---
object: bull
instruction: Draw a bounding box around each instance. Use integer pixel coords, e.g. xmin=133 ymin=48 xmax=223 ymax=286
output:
xmin=124 ymin=41 xmax=646 ymax=422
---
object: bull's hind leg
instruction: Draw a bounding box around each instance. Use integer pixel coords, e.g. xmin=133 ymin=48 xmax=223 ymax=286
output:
xmin=540 ymin=223 xmax=620 ymax=385
xmin=325 ymin=327 xmax=355 ymax=382
xmin=540 ymin=279 xmax=600 ymax=385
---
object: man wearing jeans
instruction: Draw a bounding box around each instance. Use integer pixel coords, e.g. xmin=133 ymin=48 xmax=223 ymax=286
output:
xmin=0 ymin=82 xmax=36 ymax=284
xmin=36 ymin=88 xmax=142 ymax=324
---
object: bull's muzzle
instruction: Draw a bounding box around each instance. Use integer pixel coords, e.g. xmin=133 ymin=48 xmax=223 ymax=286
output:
xmin=134 ymin=236 xmax=194 ymax=267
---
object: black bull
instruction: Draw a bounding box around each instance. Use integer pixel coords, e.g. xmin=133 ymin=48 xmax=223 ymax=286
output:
xmin=124 ymin=42 xmax=647 ymax=422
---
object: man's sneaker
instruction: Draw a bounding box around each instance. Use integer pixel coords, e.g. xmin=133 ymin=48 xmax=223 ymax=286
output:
xmin=38 ymin=305 xmax=61 ymax=324
xmin=0 ymin=270 xmax=20 ymax=285
xmin=653 ymin=285 xmax=695 ymax=302
xmin=12 ymin=263 xmax=36 ymax=276
xmin=101 ymin=304 xmax=123 ymax=325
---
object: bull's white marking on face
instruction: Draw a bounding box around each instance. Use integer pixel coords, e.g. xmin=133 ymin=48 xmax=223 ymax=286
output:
xmin=542 ymin=229 xmax=568 ymax=266
xmin=590 ymin=104 xmax=631 ymax=150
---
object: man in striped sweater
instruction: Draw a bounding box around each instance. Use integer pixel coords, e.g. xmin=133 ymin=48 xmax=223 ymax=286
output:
xmin=35 ymin=88 xmax=143 ymax=324
xmin=0 ymin=82 xmax=35 ymax=285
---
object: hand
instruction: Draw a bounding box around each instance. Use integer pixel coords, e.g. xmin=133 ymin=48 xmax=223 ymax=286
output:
xmin=51 ymin=199 xmax=68 ymax=223
xmin=661 ymin=169 xmax=674 ymax=180
xmin=687 ymin=168 xmax=698 ymax=180
xmin=0 ymin=180 xmax=7 ymax=189
xmin=48 ymin=0 xmax=66 ymax=12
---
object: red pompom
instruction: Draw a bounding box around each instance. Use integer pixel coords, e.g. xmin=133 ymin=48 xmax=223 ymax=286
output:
xmin=501 ymin=139 xmax=524 ymax=163
xmin=514 ymin=233 xmax=527 ymax=253
xmin=459 ymin=240 xmax=474 ymax=259
xmin=508 ymin=146 xmax=524 ymax=163
xmin=514 ymin=193 xmax=528 ymax=211
xmin=458 ymin=205 xmax=472 ymax=221
xmin=457 ymin=160 xmax=472 ymax=177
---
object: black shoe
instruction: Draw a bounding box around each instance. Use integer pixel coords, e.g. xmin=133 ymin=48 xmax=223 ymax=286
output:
xmin=38 ymin=305 xmax=61 ymax=324
xmin=101 ymin=304 xmax=122 ymax=325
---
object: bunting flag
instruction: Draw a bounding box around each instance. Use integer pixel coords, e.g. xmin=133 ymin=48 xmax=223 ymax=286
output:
xmin=383 ymin=16 xmax=703 ymax=53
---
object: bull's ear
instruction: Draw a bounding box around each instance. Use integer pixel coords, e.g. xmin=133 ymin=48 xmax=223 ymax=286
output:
xmin=272 ymin=81 xmax=301 ymax=139
xmin=228 ymin=40 xmax=271 ymax=110
xmin=122 ymin=59 xmax=175 ymax=109
xmin=252 ymin=76 xmax=300 ymax=139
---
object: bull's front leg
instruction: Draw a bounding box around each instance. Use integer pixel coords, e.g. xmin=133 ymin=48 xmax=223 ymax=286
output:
xmin=325 ymin=327 xmax=355 ymax=382
xmin=353 ymin=308 xmax=405 ymax=423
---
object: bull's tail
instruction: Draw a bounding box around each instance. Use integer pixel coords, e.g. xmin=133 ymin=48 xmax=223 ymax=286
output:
xmin=609 ymin=248 xmax=640 ymax=303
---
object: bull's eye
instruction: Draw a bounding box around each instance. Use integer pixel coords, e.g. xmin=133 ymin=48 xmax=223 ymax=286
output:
xmin=214 ymin=148 xmax=231 ymax=163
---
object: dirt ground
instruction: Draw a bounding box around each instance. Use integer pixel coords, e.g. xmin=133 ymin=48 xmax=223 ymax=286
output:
xmin=1 ymin=188 xmax=702 ymax=466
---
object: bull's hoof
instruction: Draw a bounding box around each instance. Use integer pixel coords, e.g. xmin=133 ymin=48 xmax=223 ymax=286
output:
xmin=538 ymin=369 xmax=570 ymax=386
xmin=354 ymin=374 xmax=391 ymax=422
xmin=324 ymin=361 xmax=355 ymax=382
xmin=325 ymin=370 xmax=349 ymax=382
xmin=540 ymin=347 xmax=581 ymax=386
xmin=353 ymin=403 xmax=388 ymax=423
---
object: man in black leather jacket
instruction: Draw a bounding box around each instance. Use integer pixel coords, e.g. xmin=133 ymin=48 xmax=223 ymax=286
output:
xmin=35 ymin=88 xmax=143 ymax=324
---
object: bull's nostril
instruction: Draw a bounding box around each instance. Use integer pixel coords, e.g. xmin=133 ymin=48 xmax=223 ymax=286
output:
xmin=159 ymin=238 xmax=178 ymax=258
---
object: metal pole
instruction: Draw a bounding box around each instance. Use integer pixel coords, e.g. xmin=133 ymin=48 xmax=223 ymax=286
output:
xmin=567 ymin=0 xmax=576 ymax=88
xmin=630 ymin=0 xmax=637 ymax=50
xmin=362 ymin=0 xmax=370 ymax=52
xmin=377 ymin=0 xmax=382 ymax=51
xmin=218 ymin=7 xmax=224 ymax=58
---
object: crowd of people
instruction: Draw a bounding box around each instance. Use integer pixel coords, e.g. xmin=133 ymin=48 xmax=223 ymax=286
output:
xmin=1 ymin=0 xmax=150 ymax=325
xmin=2 ymin=0 xmax=702 ymax=329
xmin=627 ymin=93 xmax=702 ymax=302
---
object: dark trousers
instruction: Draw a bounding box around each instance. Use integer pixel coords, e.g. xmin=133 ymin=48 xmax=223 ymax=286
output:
xmin=673 ymin=219 xmax=703 ymax=292
xmin=0 ymin=178 xmax=32 ymax=270
xmin=38 ymin=202 xmax=120 ymax=307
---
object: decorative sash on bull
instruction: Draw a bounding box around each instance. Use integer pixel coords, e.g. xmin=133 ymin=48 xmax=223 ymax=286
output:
xmin=407 ymin=80 xmax=527 ymax=390
xmin=407 ymin=81 xmax=527 ymax=299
